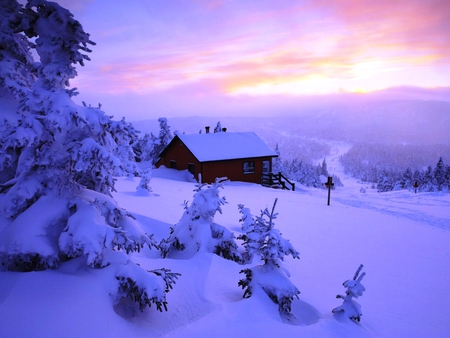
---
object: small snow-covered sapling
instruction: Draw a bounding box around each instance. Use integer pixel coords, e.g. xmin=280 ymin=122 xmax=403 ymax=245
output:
xmin=238 ymin=198 xmax=300 ymax=316
xmin=332 ymin=264 xmax=366 ymax=322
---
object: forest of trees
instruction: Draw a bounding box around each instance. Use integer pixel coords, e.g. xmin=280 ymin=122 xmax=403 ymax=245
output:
xmin=340 ymin=143 xmax=450 ymax=192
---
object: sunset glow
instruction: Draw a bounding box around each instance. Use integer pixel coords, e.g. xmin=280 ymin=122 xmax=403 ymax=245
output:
xmin=50 ymin=0 xmax=450 ymax=119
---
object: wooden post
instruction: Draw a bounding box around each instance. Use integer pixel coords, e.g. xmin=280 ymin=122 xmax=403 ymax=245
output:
xmin=326 ymin=176 xmax=334 ymax=206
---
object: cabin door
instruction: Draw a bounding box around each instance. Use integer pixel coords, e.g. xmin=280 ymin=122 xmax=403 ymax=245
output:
xmin=188 ymin=163 xmax=195 ymax=176
xmin=262 ymin=160 xmax=270 ymax=174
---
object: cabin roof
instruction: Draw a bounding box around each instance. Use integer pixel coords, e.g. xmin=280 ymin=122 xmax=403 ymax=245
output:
xmin=169 ymin=132 xmax=278 ymax=162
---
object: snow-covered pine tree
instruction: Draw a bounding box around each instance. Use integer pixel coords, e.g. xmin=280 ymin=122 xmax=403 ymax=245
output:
xmin=149 ymin=117 xmax=173 ymax=164
xmin=134 ymin=132 xmax=156 ymax=163
xmin=238 ymin=204 xmax=255 ymax=233
xmin=445 ymin=162 xmax=450 ymax=192
xmin=0 ymin=0 xmax=36 ymax=99
xmin=0 ymin=0 xmax=37 ymax=182
xmin=400 ymin=167 xmax=413 ymax=190
xmin=421 ymin=166 xmax=435 ymax=192
xmin=332 ymin=264 xmax=366 ymax=322
xmin=135 ymin=169 xmax=152 ymax=196
xmin=214 ymin=121 xmax=223 ymax=133
xmin=0 ymin=0 xmax=178 ymax=313
xmin=434 ymin=157 xmax=446 ymax=191
xmin=271 ymin=143 xmax=285 ymax=176
xmin=109 ymin=117 xmax=141 ymax=177
xmin=377 ymin=170 xmax=394 ymax=192
xmin=413 ymin=169 xmax=422 ymax=191
xmin=321 ymin=158 xmax=328 ymax=177
xmin=160 ymin=177 xmax=243 ymax=262
xmin=237 ymin=198 xmax=300 ymax=318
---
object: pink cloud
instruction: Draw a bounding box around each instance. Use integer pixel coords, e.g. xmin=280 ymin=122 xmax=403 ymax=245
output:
xmin=69 ymin=0 xmax=450 ymax=101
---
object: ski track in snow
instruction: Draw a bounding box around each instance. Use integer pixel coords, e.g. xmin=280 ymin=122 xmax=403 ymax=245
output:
xmin=333 ymin=195 xmax=450 ymax=230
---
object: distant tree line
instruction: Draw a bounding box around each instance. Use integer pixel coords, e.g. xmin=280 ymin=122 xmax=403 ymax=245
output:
xmin=376 ymin=157 xmax=449 ymax=192
xmin=340 ymin=143 xmax=450 ymax=192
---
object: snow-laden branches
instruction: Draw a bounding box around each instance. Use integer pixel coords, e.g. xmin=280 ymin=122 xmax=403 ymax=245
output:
xmin=0 ymin=0 xmax=178 ymax=315
xmin=332 ymin=264 xmax=366 ymax=322
xmin=115 ymin=261 xmax=181 ymax=313
xmin=238 ymin=198 xmax=299 ymax=268
xmin=160 ymin=177 xmax=242 ymax=263
xmin=237 ymin=199 xmax=300 ymax=317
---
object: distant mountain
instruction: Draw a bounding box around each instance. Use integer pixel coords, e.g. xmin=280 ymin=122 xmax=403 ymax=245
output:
xmin=133 ymin=99 xmax=450 ymax=145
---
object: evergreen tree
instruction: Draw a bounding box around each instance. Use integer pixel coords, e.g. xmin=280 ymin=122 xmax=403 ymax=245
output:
xmin=160 ymin=178 xmax=243 ymax=262
xmin=0 ymin=0 xmax=36 ymax=99
xmin=149 ymin=117 xmax=173 ymax=164
xmin=377 ymin=170 xmax=394 ymax=192
xmin=421 ymin=166 xmax=435 ymax=192
xmin=445 ymin=164 xmax=450 ymax=192
xmin=109 ymin=117 xmax=141 ymax=177
xmin=135 ymin=169 xmax=152 ymax=196
xmin=400 ymin=167 xmax=413 ymax=190
xmin=238 ymin=199 xmax=300 ymax=318
xmin=413 ymin=169 xmax=422 ymax=191
xmin=214 ymin=121 xmax=223 ymax=133
xmin=134 ymin=132 xmax=156 ymax=163
xmin=332 ymin=264 xmax=366 ymax=322
xmin=321 ymin=158 xmax=328 ymax=177
xmin=272 ymin=143 xmax=283 ymax=173
xmin=0 ymin=0 xmax=177 ymax=313
xmin=434 ymin=157 xmax=445 ymax=191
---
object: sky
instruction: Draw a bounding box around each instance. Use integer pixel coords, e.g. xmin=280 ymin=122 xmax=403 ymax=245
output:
xmin=45 ymin=0 xmax=450 ymax=120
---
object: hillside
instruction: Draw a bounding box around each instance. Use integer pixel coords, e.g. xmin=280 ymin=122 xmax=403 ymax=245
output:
xmin=1 ymin=166 xmax=449 ymax=337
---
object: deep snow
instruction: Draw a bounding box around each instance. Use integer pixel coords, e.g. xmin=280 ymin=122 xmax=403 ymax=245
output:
xmin=1 ymin=163 xmax=449 ymax=337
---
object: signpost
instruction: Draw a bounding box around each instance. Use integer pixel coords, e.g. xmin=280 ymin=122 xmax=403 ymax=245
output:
xmin=325 ymin=176 xmax=334 ymax=206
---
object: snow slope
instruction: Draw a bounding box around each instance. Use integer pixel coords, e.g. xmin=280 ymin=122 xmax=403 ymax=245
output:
xmin=1 ymin=166 xmax=449 ymax=338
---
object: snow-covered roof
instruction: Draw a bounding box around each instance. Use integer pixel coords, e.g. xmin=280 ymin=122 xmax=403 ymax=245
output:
xmin=175 ymin=132 xmax=278 ymax=162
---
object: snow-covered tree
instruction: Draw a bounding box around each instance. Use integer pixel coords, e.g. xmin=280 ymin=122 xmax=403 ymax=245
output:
xmin=445 ymin=164 xmax=450 ymax=192
xmin=377 ymin=170 xmax=394 ymax=192
xmin=0 ymin=0 xmax=177 ymax=313
xmin=237 ymin=199 xmax=300 ymax=318
xmin=400 ymin=167 xmax=413 ymax=190
xmin=332 ymin=264 xmax=366 ymax=322
xmin=272 ymin=143 xmax=283 ymax=174
xmin=149 ymin=117 xmax=173 ymax=164
xmin=160 ymin=178 xmax=243 ymax=262
xmin=135 ymin=169 xmax=152 ymax=196
xmin=421 ymin=166 xmax=435 ymax=192
xmin=434 ymin=157 xmax=446 ymax=191
xmin=115 ymin=263 xmax=180 ymax=313
xmin=0 ymin=0 xmax=36 ymax=99
xmin=108 ymin=117 xmax=141 ymax=177
xmin=321 ymin=158 xmax=328 ymax=177
xmin=133 ymin=132 xmax=155 ymax=163
xmin=214 ymin=121 xmax=223 ymax=133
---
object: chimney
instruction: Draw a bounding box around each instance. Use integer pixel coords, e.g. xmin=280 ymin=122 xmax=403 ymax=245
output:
xmin=205 ymin=126 xmax=210 ymax=133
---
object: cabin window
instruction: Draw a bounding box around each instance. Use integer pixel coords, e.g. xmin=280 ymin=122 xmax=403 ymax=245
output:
xmin=170 ymin=160 xmax=177 ymax=169
xmin=188 ymin=163 xmax=195 ymax=175
xmin=243 ymin=161 xmax=255 ymax=174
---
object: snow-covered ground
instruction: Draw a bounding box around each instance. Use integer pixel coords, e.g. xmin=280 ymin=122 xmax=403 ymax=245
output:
xmin=1 ymin=163 xmax=449 ymax=337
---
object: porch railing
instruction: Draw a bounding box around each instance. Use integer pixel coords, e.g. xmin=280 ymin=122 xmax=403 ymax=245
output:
xmin=261 ymin=172 xmax=295 ymax=191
